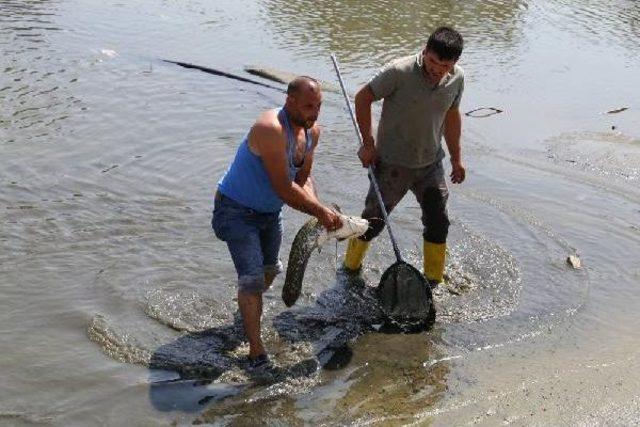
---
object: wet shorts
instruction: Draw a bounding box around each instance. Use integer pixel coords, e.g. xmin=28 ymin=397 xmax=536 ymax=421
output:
xmin=211 ymin=192 xmax=283 ymax=293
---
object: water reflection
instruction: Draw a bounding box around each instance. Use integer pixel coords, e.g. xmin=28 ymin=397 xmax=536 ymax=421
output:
xmin=260 ymin=0 xmax=529 ymax=73
xmin=327 ymin=332 xmax=450 ymax=425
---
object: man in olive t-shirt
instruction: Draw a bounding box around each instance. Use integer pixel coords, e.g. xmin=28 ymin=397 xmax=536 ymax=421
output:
xmin=343 ymin=26 xmax=466 ymax=286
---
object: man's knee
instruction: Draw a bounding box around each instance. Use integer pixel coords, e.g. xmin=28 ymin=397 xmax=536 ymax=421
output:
xmin=238 ymin=274 xmax=265 ymax=294
xmin=420 ymin=187 xmax=450 ymax=243
xmin=262 ymin=260 xmax=283 ymax=288
xmin=422 ymin=217 xmax=449 ymax=243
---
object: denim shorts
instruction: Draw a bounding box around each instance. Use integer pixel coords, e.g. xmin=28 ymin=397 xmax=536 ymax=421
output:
xmin=211 ymin=192 xmax=283 ymax=293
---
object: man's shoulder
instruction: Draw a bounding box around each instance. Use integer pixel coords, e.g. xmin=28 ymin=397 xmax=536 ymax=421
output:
xmin=255 ymin=109 xmax=283 ymax=130
xmin=253 ymin=109 xmax=286 ymax=139
xmin=384 ymin=54 xmax=416 ymax=73
xmin=452 ymin=64 xmax=464 ymax=78
xmin=250 ymin=109 xmax=286 ymax=149
xmin=448 ymin=64 xmax=465 ymax=90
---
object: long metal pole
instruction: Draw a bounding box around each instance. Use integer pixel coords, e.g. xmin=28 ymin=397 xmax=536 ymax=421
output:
xmin=330 ymin=53 xmax=403 ymax=262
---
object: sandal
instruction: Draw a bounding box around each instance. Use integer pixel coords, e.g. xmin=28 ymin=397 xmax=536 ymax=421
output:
xmin=249 ymin=353 xmax=270 ymax=370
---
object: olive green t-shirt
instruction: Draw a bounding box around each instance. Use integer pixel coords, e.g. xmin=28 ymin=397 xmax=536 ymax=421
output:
xmin=369 ymin=53 xmax=464 ymax=168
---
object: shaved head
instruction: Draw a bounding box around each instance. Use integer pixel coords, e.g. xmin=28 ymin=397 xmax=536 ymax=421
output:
xmin=287 ymin=76 xmax=320 ymax=96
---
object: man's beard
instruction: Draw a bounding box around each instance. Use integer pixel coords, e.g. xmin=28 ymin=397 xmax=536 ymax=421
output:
xmin=424 ymin=67 xmax=438 ymax=83
xmin=290 ymin=113 xmax=316 ymax=129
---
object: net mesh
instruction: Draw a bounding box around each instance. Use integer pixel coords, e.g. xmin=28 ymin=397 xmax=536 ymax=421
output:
xmin=376 ymin=261 xmax=436 ymax=331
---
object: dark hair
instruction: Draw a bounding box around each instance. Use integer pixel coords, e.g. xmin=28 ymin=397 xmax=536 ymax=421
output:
xmin=287 ymin=75 xmax=319 ymax=95
xmin=426 ymin=26 xmax=463 ymax=61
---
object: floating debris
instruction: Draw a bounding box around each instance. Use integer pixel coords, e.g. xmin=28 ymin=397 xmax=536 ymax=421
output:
xmin=465 ymin=107 xmax=503 ymax=118
xmin=567 ymin=254 xmax=581 ymax=269
xmin=100 ymin=49 xmax=118 ymax=58
xmin=605 ymin=107 xmax=628 ymax=114
xmin=245 ymin=65 xmax=341 ymax=93
xmin=101 ymin=165 xmax=119 ymax=173
xmin=442 ymin=282 xmax=462 ymax=296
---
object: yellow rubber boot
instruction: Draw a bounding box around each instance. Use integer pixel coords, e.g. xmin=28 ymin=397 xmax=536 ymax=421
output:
xmin=343 ymin=238 xmax=371 ymax=272
xmin=423 ymin=241 xmax=446 ymax=284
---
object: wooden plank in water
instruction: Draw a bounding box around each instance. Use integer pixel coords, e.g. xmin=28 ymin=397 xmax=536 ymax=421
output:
xmin=165 ymin=60 xmax=285 ymax=93
xmin=245 ymin=65 xmax=341 ymax=93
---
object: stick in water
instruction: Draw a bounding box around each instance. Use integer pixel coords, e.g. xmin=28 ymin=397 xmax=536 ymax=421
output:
xmin=164 ymin=60 xmax=286 ymax=93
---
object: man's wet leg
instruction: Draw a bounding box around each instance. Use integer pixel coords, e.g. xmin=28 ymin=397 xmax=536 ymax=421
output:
xmin=344 ymin=162 xmax=409 ymax=273
xmin=237 ymin=289 xmax=265 ymax=359
xmin=419 ymin=186 xmax=450 ymax=285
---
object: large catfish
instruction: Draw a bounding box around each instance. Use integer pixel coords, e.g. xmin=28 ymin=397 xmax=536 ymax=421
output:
xmin=282 ymin=213 xmax=368 ymax=307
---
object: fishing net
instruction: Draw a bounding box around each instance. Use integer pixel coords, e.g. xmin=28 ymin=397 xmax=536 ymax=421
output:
xmin=376 ymin=261 xmax=436 ymax=332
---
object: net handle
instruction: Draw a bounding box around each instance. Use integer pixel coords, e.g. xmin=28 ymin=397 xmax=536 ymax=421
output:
xmin=330 ymin=53 xmax=403 ymax=262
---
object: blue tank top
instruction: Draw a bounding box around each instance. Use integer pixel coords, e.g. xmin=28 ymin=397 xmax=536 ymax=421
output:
xmin=217 ymin=108 xmax=313 ymax=213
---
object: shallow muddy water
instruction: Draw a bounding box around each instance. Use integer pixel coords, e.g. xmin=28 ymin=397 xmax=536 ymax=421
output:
xmin=1 ymin=0 xmax=639 ymax=425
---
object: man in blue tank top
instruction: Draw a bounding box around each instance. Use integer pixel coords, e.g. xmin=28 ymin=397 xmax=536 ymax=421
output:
xmin=212 ymin=76 xmax=342 ymax=368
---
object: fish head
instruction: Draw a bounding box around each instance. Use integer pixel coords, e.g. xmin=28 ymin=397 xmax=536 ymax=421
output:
xmin=316 ymin=215 xmax=369 ymax=247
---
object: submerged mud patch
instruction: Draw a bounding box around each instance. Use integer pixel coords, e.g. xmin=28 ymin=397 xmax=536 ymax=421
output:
xmin=87 ymin=283 xmax=387 ymax=410
xmin=546 ymin=131 xmax=640 ymax=182
xmin=195 ymin=332 xmax=450 ymax=426
xmin=273 ymin=281 xmax=385 ymax=365
xmin=87 ymin=314 xmax=155 ymax=366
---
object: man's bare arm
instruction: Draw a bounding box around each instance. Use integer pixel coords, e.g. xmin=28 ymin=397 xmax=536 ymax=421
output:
xmin=444 ymin=107 xmax=465 ymax=183
xmin=251 ymin=120 xmax=340 ymax=229
xmin=355 ymin=85 xmax=375 ymax=144
xmin=354 ymin=85 xmax=377 ymax=167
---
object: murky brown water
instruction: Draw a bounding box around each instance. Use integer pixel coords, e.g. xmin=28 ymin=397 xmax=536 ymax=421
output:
xmin=2 ymin=0 xmax=640 ymax=425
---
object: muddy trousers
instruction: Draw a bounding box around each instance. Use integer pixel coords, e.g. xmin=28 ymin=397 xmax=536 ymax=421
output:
xmin=359 ymin=160 xmax=449 ymax=243
xmin=345 ymin=160 xmax=449 ymax=282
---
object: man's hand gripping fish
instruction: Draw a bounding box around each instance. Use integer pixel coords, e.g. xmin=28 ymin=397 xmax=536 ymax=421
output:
xmin=282 ymin=212 xmax=369 ymax=307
